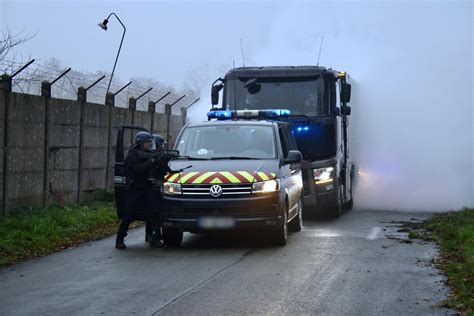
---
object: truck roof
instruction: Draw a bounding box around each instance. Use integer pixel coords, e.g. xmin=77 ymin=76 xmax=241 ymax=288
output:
xmin=225 ymin=65 xmax=339 ymax=79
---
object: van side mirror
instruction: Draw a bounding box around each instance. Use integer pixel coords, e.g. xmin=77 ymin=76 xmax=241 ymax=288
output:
xmin=341 ymin=105 xmax=351 ymax=116
xmin=341 ymin=83 xmax=351 ymax=103
xmin=284 ymin=150 xmax=302 ymax=164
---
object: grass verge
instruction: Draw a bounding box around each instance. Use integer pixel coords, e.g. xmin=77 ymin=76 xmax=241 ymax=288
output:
xmin=0 ymin=190 xmax=122 ymax=268
xmin=422 ymin=208 xmax=474 ymax=314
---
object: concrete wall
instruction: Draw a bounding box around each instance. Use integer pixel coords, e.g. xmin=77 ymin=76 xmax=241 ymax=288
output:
xmin=0 ymin=86 xmax=186 ymax=216
xmin=79 ymin=102 xmax=109 ymax=200
xmin=48 ymin=98 xmax=80 ymax=205
xmin=5 ymin=93 xmax=46 ymax=212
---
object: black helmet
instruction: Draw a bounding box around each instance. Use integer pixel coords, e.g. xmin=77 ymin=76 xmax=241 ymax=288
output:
xmin=153 ymin=134 xmax=165 ymax=149
xmin=134 ymin=131 xmax=154 ymax=151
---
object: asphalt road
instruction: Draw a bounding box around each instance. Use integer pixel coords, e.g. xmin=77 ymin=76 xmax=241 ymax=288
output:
xmin=0 ymin=209 xmax=453 ymax=315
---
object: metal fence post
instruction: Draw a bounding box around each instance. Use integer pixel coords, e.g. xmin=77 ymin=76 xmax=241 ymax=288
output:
xmin=165 ymin=95 xmax=185 ymax=148
xmin=0 ymin=74 xmax=12 ymax=216
xmin=41 ymin=81 xmax=52 ymax=207
xmin=105 ymin=92 xmax=115 ymax=189
xmin=165 ymin=103 xmax=172 ymax=149
xmin=128 ymin=97 xmax=136 ymax=144
xmin=77 ymin=86 xmax=86 ymax=203
xmin=180 ymin=107 xmax=187 ymax=127
xmin=148 ymin=101 xmax=156 ymax=132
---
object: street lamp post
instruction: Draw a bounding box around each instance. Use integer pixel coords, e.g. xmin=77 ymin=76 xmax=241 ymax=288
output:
xmin=98 ymin=12 xmax=126 ymax=96
xmin=98 ymin=12 xmax=126 ymax=189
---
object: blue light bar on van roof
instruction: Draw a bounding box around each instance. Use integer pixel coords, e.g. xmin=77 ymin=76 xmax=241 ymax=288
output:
xmin=207 ymin=109 xmax=291 ymax=120
xmin=207 ymin=110 xmax=235 ymax=119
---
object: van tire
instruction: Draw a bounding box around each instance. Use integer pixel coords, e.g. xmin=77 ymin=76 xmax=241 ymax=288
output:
xmin=270 ymin=205 xmax=288 ymax=246
xmin=289 ymin=197 xmax=303 ymax=232
xmin=162 ymin=228 xmax=183 ymax=247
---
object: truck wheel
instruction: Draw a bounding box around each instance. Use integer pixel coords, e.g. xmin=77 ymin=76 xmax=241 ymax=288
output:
xmin=270 ymin=205 xmax=288 ymax=246
xmin=345 ymin=198 xmax=353 ymax=210
xmin=289 ymin=197 xmax=303 ymax=232
xmin=327 ymin=204 xmax=341 ymax=219
xmin=344 ymin=173 xmax=354 ymax=210
xmin=162 ymin=228 xmax=183 ymax=247
xmin=325 ymin=188 xmax=342 ymax=219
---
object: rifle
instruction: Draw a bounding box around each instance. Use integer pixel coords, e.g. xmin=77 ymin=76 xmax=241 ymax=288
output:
xmin=137 ymin=150 xmax=192 ymax=173
xmin=137 ymin=149 xmax=180 ymax=164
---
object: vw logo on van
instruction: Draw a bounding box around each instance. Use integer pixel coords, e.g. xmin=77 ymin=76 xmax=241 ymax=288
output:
xmin=210 ymin=185 xmax=223 ymax=198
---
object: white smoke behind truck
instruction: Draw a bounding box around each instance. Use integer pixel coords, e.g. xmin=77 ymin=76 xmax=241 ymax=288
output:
xmin=188 ymin=1 xmax=473 ymax=211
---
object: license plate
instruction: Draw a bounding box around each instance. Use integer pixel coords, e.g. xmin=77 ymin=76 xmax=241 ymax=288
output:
xmin=198 ymin=217 xmax=235 ymax=229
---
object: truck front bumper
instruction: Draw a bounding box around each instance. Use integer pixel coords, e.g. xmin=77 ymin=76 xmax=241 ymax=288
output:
xmin=301 ymin=167 xmax=339 ymax=214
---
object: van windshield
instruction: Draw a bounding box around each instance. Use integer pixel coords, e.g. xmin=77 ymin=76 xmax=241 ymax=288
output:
xmin=176 ymin=125 xmax=276 ymax=159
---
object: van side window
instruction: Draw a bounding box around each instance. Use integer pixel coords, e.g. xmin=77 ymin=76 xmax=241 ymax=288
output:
xmin=279 ymin=124 xmax=298 ymax=158
xmin=278 ymin=126 xmax=290 ymax=158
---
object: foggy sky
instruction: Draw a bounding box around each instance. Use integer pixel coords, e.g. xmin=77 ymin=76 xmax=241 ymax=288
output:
xmin=1 ymin=0 xmax=281 ymax=88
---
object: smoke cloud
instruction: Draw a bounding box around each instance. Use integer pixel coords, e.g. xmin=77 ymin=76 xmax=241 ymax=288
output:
xmin=188 ymin=1 xmax=473 ymax=211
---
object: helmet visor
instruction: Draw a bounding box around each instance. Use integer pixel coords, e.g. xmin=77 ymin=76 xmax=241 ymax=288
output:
xmin=142 ymin=139 xmax=156 ymax=152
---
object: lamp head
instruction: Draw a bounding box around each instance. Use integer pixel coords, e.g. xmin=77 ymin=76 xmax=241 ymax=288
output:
xmin=98 ymin=19 xmax=108 ymax=30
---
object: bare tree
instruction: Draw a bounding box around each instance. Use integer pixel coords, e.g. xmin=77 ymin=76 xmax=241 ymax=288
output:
xmin=0 ymin=29 xmax=36 ymax=73
xmin=182 ymin=64 xmax=210 ymax=99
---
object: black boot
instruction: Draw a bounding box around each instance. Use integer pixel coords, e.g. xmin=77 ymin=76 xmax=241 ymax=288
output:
xmin=115 ymin=233 xmax=127 ymax=249
xmin=145 ymin=222 xmax=153 ymax=242
xmin=145 ymin=232 xmax=153 ymax=242
xmin=150 ymin=230 xmax=164 ymax=248
xmin=150 ymin=239 xmax=164 ymax=248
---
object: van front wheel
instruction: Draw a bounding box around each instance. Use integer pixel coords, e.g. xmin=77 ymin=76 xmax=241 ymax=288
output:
xmin=162 ymin=228 xmax=183 ymax=247
xmin=270 ymin=206 xmax=288 ymax=246
xmin=289 ymin=197 xmax=303 ymax=232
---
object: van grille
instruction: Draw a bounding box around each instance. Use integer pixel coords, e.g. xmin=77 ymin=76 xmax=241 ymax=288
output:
xmin=182 ymin=184 xmax=252 ymax=198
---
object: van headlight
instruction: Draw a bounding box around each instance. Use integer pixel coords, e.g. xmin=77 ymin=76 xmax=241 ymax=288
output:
xmin=162 ymin=182 xmax=182 ymax=194
xmin=252 ymin=179 xmax=280 ymax=193
xmin=313 ymin=167 xmax=334 ymax=184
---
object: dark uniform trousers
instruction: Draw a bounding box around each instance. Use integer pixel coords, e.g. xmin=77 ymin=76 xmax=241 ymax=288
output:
xmin=118 ymin=188 xmax=161 ymax=236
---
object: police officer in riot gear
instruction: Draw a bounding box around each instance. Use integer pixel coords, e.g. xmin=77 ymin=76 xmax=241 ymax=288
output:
xmin=116 ymin=131 xmax=162 ymax=249
xmin=153 ymin=133 xmax=166 ymax=150
xmin=144 ymin=133 xmax=169 ymax=242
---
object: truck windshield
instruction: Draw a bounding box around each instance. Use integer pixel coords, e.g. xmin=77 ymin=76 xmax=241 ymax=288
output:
xmin=225 ymin=76 xmax=329 ymax=116
xmin=176 ymin=125 xmax=276 ymax=159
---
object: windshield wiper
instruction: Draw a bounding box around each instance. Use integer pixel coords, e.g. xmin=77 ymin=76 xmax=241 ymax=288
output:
xmin=287 ymin=114 xmax=322 ymax=125
xmin=177 ymin=156 xmax=210 ymax=160
xmin=210 ymin=156 xmax=259 ymax=160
